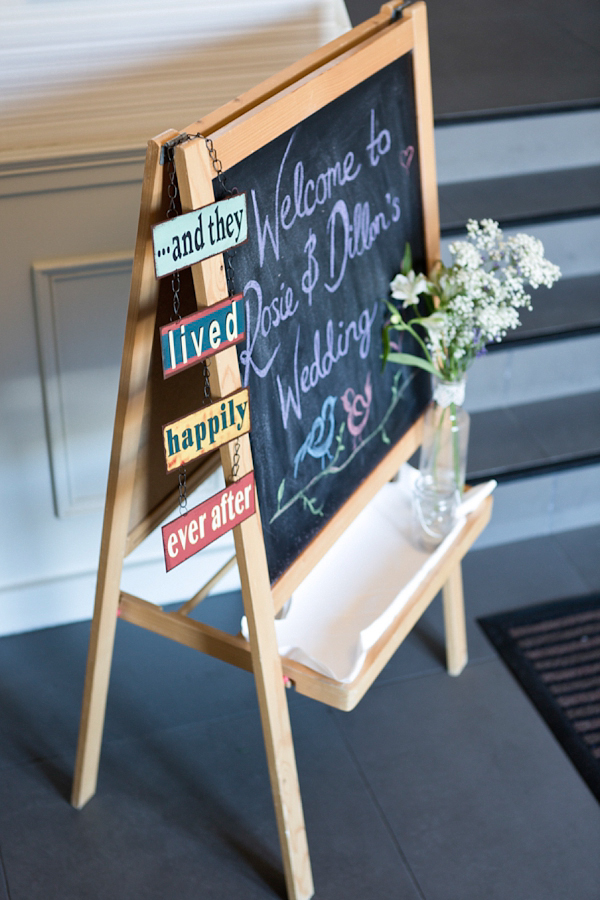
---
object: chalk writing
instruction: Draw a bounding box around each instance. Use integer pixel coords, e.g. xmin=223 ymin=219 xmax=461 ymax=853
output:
xmin=225 ymin=55 xmax=428 ymax=582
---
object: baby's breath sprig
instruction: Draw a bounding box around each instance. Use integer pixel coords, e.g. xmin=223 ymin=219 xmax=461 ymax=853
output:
xmin=382 ymin=218 xmax=561 ymax=382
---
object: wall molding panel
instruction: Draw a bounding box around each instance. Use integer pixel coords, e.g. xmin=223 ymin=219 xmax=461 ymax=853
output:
xmin=0 ymin=148 xmax=146 ymax=199
xmin=33 ymin=252 xmax=133 ymax=517
xmin=0 ymin=0 xmax=350 ymax=635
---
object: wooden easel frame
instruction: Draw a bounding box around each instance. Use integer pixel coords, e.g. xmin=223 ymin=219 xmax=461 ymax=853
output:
xmin=72 ymin=5 xmax=492 ymax=900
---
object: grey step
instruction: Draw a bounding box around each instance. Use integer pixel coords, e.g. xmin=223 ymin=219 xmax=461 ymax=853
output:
xmin=490 ymin=273 xmax=600 ymax=348
xmin=473 ymin=461 xmax=600 ymax=550
xmin=426 ymin=0 xmax=600 ymax=119
xmin=435 ymin=108 xmax=600 ymax=184
xmin=439 ymin=165 xmax=600 ymax=234
xmin=467 ymin=390 xmax=600 ymax=484
xmin=441 ymin=215 xmax=600 ymax=280
xmin=465 ymin=330 xmax=600 ymax=412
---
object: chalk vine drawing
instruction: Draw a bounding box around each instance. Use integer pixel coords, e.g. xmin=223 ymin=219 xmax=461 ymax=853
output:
xmin=271 ymin=368 xmax=413 ymax=523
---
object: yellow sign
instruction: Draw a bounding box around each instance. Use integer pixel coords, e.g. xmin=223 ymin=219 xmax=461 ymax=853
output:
xmin=163 ymin=389 xmax=250 ymax=472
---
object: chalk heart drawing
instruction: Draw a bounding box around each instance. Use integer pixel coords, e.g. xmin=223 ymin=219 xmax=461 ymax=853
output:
xmin=400 ymin=145 xmax=414 ymax=171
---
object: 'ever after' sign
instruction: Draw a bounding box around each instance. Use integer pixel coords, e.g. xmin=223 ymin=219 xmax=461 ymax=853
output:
xmin=224 ymin=56 xmax=430 ymax=583
xmin=162 ymin=471 xmax=255 ymax=571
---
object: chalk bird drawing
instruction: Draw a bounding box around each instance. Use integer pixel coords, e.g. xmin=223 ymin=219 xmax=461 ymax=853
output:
xmin=341 ymin=371 xmax=372 ymax=448
xmin=293 ymin=396 xmax=337 ymax=478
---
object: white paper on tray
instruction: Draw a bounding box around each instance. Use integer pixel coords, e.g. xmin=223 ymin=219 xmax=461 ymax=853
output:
xmin=243 ymin=465 xmax=496 ymax=684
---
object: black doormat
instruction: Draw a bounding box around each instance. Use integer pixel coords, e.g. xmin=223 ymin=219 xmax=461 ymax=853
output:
xmin=479 ymin=594 xmax=600 ymax=802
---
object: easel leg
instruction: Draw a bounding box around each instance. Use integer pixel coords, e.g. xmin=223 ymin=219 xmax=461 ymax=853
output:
xmin=71 ymin=133 xmax=173 ymax=809
xmin=442 ymin=562 xmax=468 ymax=676
xmin=240 ymin=595 xmax=314 ymax=900
xmin=71 ymin=574 xmax=121 ymax=808
xmin=236 ymin=527 xmax=314 ymax=900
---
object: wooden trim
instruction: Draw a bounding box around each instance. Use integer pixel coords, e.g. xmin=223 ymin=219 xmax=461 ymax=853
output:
xmin=175 ymin=138 xmax=314 ymax=900
xmin=272 ymin=417 xmax=423 ymax=613
xmin=442 ymin=563 xmax=468 ymax=676
xmin=407 ymin=2 xmax=440 ymax=269
xmin=281 ymin=494 xmax=493 ymax=711
xmin=71 ymin=130 xmax=178 ymax=810
xmin=183 ymin=1 xmax=406 ymax=140
xmin=194 ymin=17 xmax=414 ymax=171
xmin=118 ymin=592 xmax=253 ymax=671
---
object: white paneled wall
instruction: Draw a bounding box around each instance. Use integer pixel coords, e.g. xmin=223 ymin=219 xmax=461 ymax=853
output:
xmin=0 ymin=0 xmax=350 ymax=635
xmin=0 ymin=0 xmax=350 ymax=159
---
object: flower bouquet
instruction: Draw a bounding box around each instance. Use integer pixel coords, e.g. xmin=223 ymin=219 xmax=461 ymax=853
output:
xmin=383 ymin=218 xmax=561 ymax=546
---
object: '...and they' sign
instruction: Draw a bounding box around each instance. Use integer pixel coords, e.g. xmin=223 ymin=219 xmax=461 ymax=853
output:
xmin=153 ymin=193 xmax=248 ymax=278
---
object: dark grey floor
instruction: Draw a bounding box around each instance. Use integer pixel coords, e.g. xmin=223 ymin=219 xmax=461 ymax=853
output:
xmin=1 ymin=526 xmax=600 ymax=899
xmin=346 ymin=0 xmax=600 ymax=118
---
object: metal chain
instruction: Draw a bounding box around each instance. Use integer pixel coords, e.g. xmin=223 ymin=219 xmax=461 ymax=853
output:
xmin=166 ymin=146 xmax=182 ymax=323
xmin=187 ymin=133 xmax=238 ymax=294
xmin=164 ymin=132 xmax=242 ymax=489
xmin=202 ymin=358 xmax=211 ymax=400
xmin=165 ymin=142 xmax=189 ymax=513
xmin=231 ymin=439 xmax=241 ymax=480
xmin=178 ymin=470 xmax=188 ymax=515
xmin=187 ymin=134 xmax=242 ymax=479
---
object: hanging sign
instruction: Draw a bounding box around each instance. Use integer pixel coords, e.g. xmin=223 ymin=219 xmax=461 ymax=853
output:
xmin=162 ymin=470 xmax=255 ymax=571
xmin=153 ymin=193 xmax=248 ymax=278
xmin=163 ymin=388 xmax=250 ymax=472
xmin=160 ymin=294 xmax=245 ymax=379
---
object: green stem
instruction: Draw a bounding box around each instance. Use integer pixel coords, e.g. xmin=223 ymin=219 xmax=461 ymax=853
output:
xmin=449 ymin=401 xmax=461 ymax=492
xmin=431 ymin=404 xmax=446 ymax=482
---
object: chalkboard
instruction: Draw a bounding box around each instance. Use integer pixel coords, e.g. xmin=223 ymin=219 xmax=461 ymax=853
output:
xmin=222 ymin=55 xmax=430 ymax=584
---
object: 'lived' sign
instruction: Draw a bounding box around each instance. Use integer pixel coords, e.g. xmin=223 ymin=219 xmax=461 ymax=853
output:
xmin=163 ymin=388 xmax=250 ymax=472
xmin=160 ymin=294 xmax=245 ymax=378
xmin=153 ymin=194 xmax=247 ymax=278
xmin=162 ymin=471 xmax=255 ymax=571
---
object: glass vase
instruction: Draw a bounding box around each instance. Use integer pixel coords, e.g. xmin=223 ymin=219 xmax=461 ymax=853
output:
xmin=413 ymin=377 xmax=470 ymax=548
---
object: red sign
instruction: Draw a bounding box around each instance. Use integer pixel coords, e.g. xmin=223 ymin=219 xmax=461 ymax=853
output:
xmin=162 ymin=471 xmax=255 ymax=571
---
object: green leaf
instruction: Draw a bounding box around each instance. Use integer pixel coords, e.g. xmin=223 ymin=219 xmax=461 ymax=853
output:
xmin=386 ymin=351 xmax=438 ymax=376
xmin=381 ymin=429 xmax=391 ymax=445
xmin=401 ymin=242 xmax=412 ymax=276
xmin=276 ymin=479 xmax=285 ymax=506
xmin=382 ymin=326 xmax=391 ymax=369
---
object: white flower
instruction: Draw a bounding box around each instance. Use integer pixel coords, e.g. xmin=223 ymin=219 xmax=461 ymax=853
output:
xmin=448 ymin=240 xmax=482 ymax=271
xmin=390 ymin=270 xmax=429 ymax=307
xmin=384 ymin=219 xmax=560 ymax=380
xmin=422 ymin=311 xmax=447 ymax=346
xmin=507 ymin=233 xmax=561 ymax=288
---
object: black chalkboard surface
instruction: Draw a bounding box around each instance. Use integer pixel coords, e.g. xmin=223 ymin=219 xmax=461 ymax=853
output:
xmin=223 ymin=55 xmax=431 ymax=585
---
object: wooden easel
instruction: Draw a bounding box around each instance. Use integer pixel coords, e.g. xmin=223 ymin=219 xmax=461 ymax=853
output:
xmin=71 ymin=5 xmax=492 ymax=899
